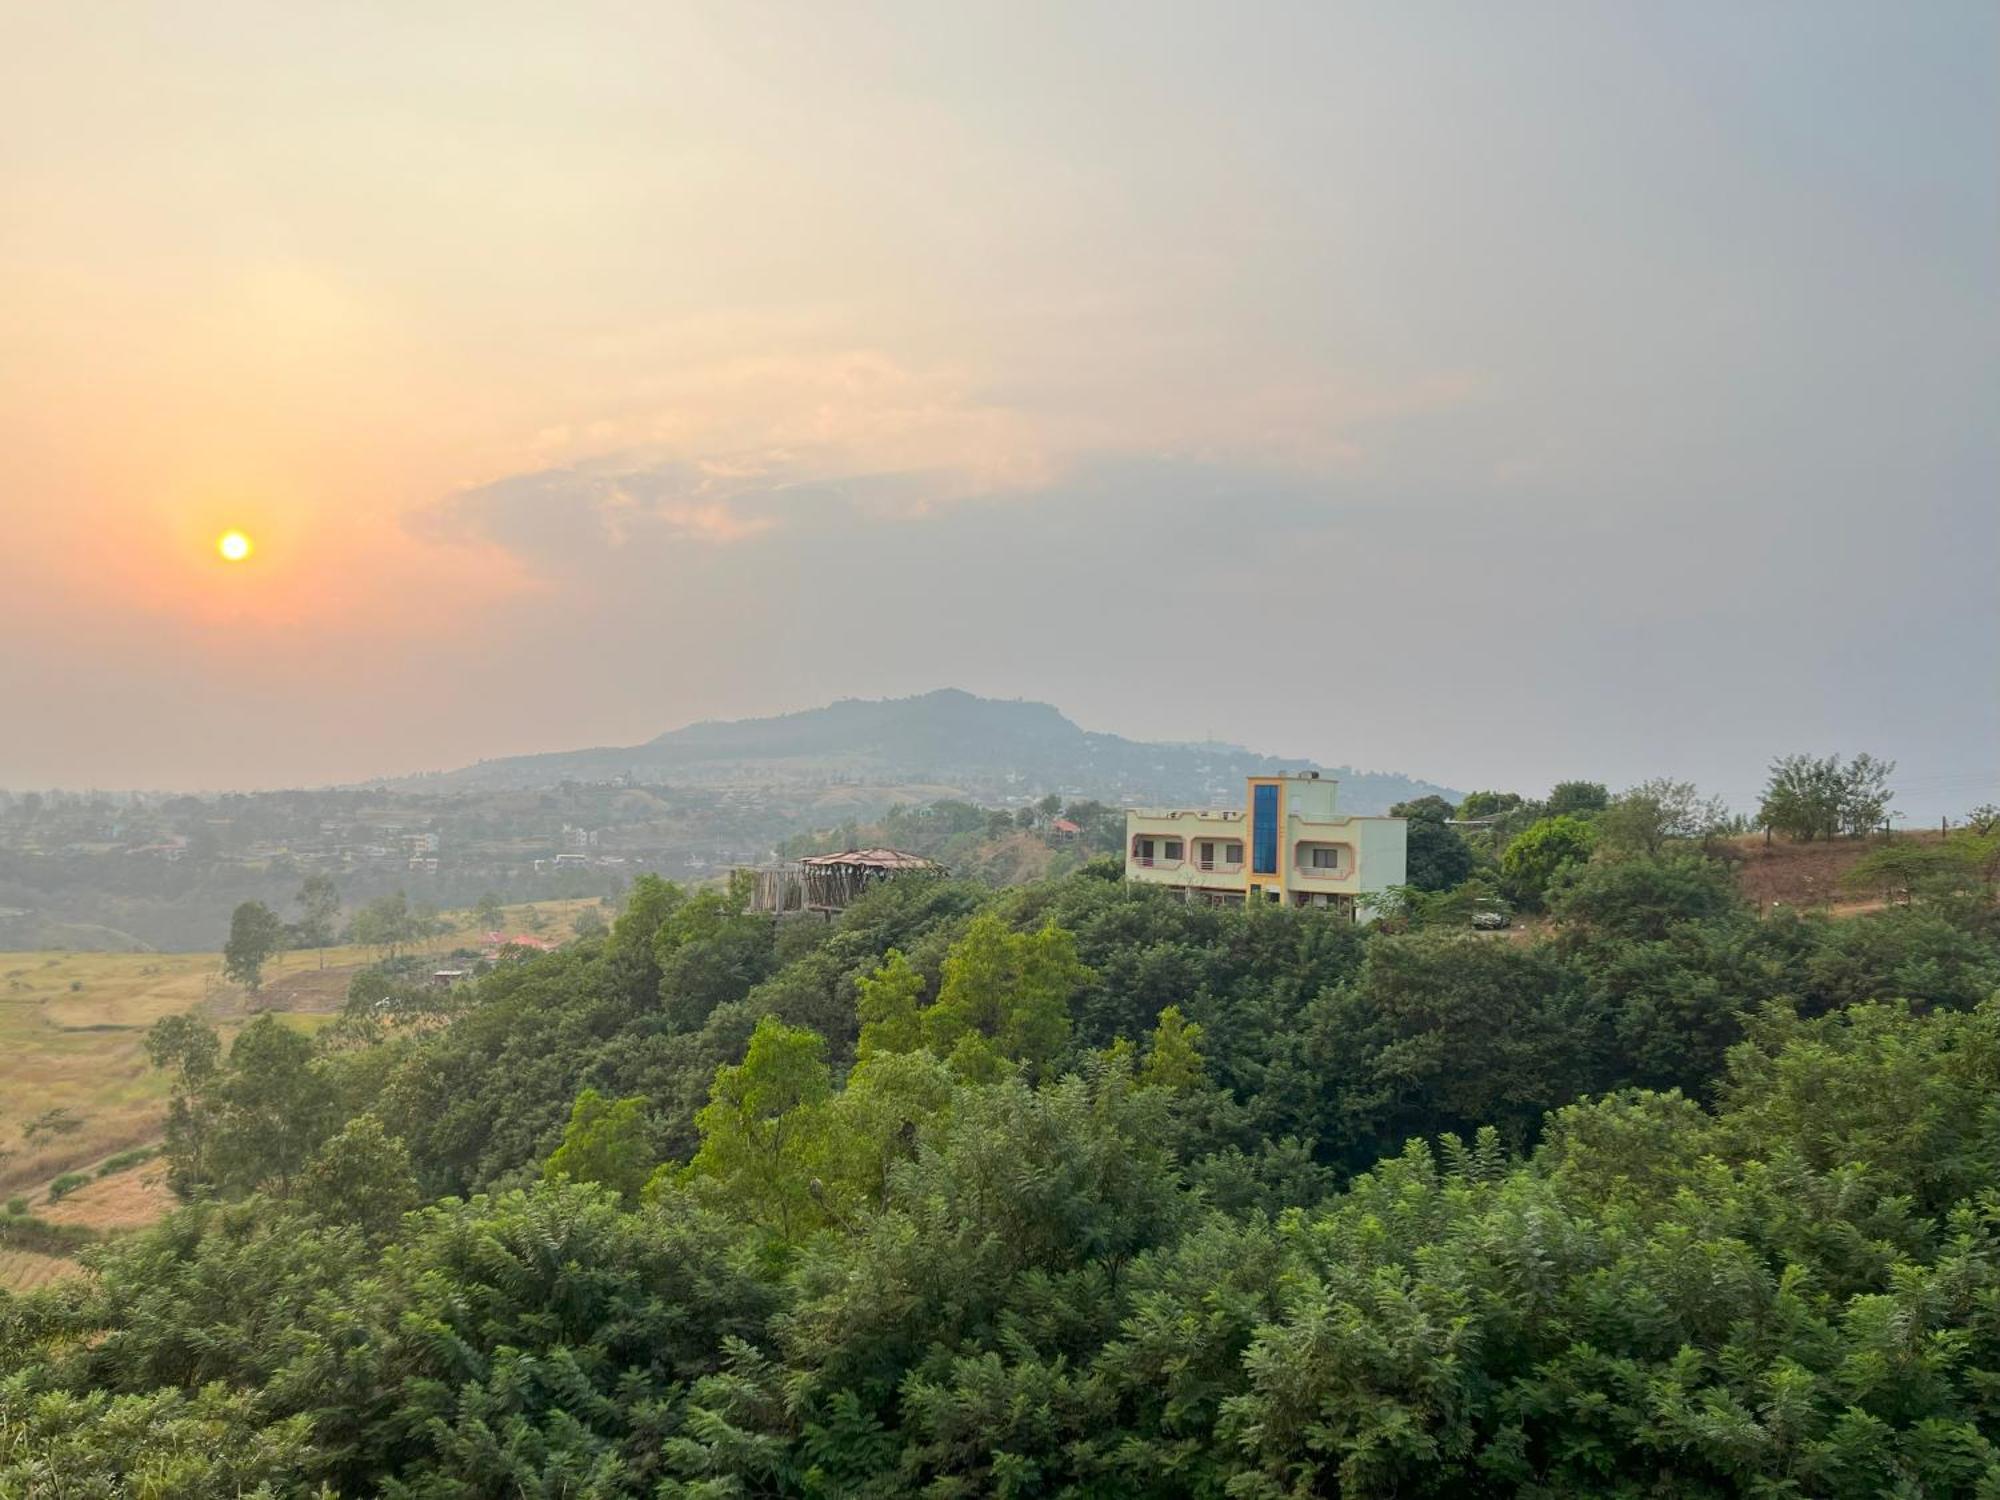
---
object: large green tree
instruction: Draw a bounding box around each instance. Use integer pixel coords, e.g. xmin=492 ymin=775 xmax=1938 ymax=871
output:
xmin=208 ymin=1015 xmax=339 ymax=1196
xmin=145 ymin=1012 xmax=222 ymax=1195
xmin=922 ymin=914 xmax=1087 ymax=1078
xmin=678 ymin=1015 xmax=836 ymax=1241
xmin=1499 ymin=814 xmax=1596 ymax=908
xmin=1544 ymin=778 xmax=1609 ymax=816
xmin=222 ymin=900 xmax=287 ymax=992
xmin=544 ymin=1087 xmax=657 ymax=1205
xmin=1390 ymin=796 xmax=1474 ymax=891
xmin=1760 ymin=751 xmax=1896 ymax=841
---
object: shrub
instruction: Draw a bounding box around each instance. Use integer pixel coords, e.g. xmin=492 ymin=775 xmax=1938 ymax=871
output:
xmin=96 ymin=1146 xmax=160 ymax=1178
xmin=0 ymin=1213 xmax=95 ymax=1255
xmin=47 ymin=1172 xmax=90 ymax=1203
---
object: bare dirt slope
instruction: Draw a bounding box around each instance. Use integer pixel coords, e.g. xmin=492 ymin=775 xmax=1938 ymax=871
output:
xmin=1723 ymin=829 xmax=1951 ymax=914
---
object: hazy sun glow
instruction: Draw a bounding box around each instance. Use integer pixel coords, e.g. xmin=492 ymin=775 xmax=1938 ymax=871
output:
xmin=217 ymin=530 xmax=252 ymax=562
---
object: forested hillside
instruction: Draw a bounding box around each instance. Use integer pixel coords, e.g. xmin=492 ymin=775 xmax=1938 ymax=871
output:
xmin=4 ymin=817 xmax=1997 ymax=1495
xmin=406 ymin=688 xmax=1460 ymax=812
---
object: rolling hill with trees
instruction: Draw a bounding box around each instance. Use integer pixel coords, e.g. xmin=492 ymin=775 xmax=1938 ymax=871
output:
xmin=397 ymin=688 xmax=1462 ymax=812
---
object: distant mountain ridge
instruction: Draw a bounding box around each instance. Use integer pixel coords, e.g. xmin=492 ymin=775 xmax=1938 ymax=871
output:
xmin=402 ymin=689 xmax=1459 ymax=814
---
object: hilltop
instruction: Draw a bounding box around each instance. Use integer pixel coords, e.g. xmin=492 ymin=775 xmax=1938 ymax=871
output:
xmin=395 ymin=688 xmax=1459 ymax=813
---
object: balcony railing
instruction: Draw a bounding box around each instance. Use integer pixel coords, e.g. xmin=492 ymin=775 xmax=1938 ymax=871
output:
xmin=1297 ymin=861 xmax=1349 ymax=880
xmin=1196 ymin=859 xmax=1244 ymax=873
xmin=1131 ymin=855 xmax=1184 ymax=869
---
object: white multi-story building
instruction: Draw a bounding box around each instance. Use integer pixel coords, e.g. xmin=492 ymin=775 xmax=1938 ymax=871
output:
xmin=1125 ymin=773 xmax=1406 ymax=918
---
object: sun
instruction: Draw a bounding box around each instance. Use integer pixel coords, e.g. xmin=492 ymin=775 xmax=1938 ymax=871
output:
xmin=217 ymin=530 xmax=253 ymax=563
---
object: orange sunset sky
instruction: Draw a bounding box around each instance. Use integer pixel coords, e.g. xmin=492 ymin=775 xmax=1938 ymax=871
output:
xmin=4 ymin=4 xmax=1994 ymax=814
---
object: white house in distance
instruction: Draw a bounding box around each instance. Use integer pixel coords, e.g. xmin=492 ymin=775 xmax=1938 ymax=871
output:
xmin=1125 ymin=772 xmax=1407 ymax=918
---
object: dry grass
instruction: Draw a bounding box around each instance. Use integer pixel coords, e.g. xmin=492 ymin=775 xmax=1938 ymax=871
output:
xmin=0 ymin=1247 xmax=88 ymax=1293
xmin=0 ymin=950 xmax=218 ymax=1197
xmin=43 ymin=1163 xmax=177 ymax=1232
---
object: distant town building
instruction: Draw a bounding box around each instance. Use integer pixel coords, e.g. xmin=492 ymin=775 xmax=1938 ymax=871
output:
xmin=1049 ymin=817 xmax=1081 ymax=842
xmin=1125 ymin=774 xmax=1406 ymax=919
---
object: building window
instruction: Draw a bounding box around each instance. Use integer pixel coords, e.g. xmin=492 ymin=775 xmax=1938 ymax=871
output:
xmin=1252 ymin=784 xmax=1278 ymax=874
xmin=1311 ymin=846 xmax=1341 ymax=870
xmin=1134 ymin=837 xmax=1154 ymax=863
xmin=1163 ymin=839 xmax=1183 ymax=861
xmin=1225 ymin=842 xmax=1242 ymax=864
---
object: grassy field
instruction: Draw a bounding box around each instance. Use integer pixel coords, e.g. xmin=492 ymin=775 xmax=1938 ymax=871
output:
xmin=0 ymin=1248 xmax=85 ymax=1293
xmin=0 ymin=899 xmax=594 ymax=1290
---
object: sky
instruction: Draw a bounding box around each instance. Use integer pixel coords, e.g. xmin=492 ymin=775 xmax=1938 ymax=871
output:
xmin=2 ymin=2 xmax=1995 ymax=818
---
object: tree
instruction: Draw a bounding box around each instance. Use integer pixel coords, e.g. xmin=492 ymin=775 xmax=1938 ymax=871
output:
xmin=1303 ymin=934 xmax=1588 ymax=1166
xmin=301 ymin=1115 xmax=420 ymax=1237
xmin=856 ymin=947 xmax=925 ymax=1060
xmin=1760 ymin=754 xmax=1842 ymax=841
xmin=544 ymin=1087 xmax=656 ymax=1205
xmin=1455 ymin=790 xmax=1522 ymax=820
xmin=1499 ymin=815 xmax=1596 ymax=909
xmin=473 ymin=891 xmax=507 ymax=930
xmin=1389 ymin=794 xmax=1456 ymax=823
xmin=1841 ymin=839 xmax=1983 ymax=904
xmin=146 ymin=1012 xmax=222 ymax=1195
xmin=1139 ymin=1004 xmax=1206 ymax=1090
xmin=1760 ymin=752 xmax=1895 ymax=841
xmin=1598 ymin=778 xmax=1730 ymax=857
xmin=208 ymin=1015 xmax=338 ymax=1196
xmin=610 ymin=873 xmax=685 ymax=969
xmin=679 ymin=1016 xmax=834 ymax=1240
xmin=1549 ymin=852 xmax=1741 ymax=941
xmin=350 ymin=890 xmax=417 ymax=957
xmin=1391 ymin=797 xmax=1474 ymax=892
xmin=1838 ymin=751 xmax=1895 ymax=836
xmin=924 ymin=914 xmax=1087 ymax=1078
xmin=1544 ymin=780 xmax=1609 ymax=817
xmin=222 ymin=900 xmax=286 ymax=992
xmin=655 ymin=889 xmax=779 ymax=1031
xmin=293 ymin=874 xmax=340 ymax=968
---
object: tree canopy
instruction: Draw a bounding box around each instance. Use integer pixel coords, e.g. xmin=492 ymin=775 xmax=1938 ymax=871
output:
xmin=12 ymin=838 xmax=2000 ymax=1497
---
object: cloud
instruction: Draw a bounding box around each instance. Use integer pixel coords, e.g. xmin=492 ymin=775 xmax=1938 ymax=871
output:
xmin=416 ymin=345 xmax=1077 ymax=570
xmin=416 ymin=459 xmax=775 ymax=567
xmin=414 ymin=335 xmax=1498 ymax=577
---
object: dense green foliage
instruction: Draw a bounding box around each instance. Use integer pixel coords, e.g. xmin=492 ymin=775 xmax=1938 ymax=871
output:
xmin=222 ymin=899 xmax=287 ymax=991
xmin=5 ymin=835 xmax=1999 ymax=1495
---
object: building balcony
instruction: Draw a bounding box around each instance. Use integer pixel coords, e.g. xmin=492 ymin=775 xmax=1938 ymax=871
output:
xmin=1130 ymin=855 xmax=1184 ymax=869
xmin=1195 ymin=858 xmax=1243 ymax=874
xmin=1296 ymin=862 xmax=1352 ymax=881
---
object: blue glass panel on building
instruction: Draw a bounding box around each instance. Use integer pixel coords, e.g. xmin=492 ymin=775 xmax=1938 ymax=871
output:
xmin=1252 ymin=783 xmax=1279 ymax=874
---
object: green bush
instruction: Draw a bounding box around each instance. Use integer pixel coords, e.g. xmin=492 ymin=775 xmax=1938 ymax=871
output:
xmin=95 ymin=1146 xmax=160 ymax=1178
xmin=0 ymin=1213 xmax=95 ymax=1255
xmin=46 ymin=1171 xmax=90 ymax=1203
